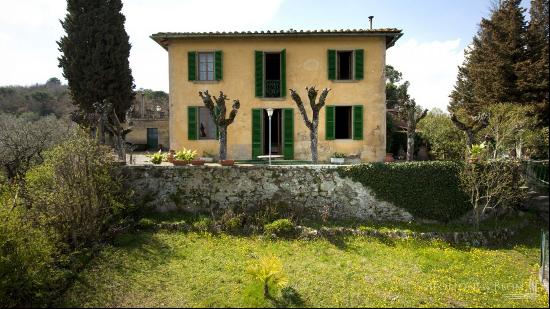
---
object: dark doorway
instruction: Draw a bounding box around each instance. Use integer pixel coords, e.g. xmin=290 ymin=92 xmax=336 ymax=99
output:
xmin=147 ymin=128 xmax=159 ymax=150
xmin=263 ymin=109 xmax=282 ymax=155
xmin=334 ymin=106 xmax=352 ymax=139
xmin=264 ymin=53 xmax=281 ymax=97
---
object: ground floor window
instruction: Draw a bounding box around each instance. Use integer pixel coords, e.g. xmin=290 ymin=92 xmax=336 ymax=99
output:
xmin=198 ymin=107 xmax=216 ymax=139
xmin=334 ymin=106 xmax=352 ymax=139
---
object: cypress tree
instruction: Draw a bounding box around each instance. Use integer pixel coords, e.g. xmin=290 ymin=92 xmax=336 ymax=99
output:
xmin=517 ymin=0 xmax=549 ymax=124
xmin=450 ymin=0 xmax=527 ymax=108
xmin=58 ymin=0 xmax=135 ymax=124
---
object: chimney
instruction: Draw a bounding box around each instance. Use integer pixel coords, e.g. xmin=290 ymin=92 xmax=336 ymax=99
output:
xmin=368 ymin=16 xmax=374 ymax=29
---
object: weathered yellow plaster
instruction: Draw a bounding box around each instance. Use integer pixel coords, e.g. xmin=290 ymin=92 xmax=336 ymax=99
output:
xmin=164 ymin=35 xmax=389 ymax=162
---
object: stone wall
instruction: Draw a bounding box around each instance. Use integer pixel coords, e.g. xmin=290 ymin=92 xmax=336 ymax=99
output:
xmin=121 ymin=165 xmax=413 ymax=222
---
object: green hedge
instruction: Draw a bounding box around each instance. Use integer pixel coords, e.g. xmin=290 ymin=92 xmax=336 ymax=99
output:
xmin=338 ymin=161 xmax=470 ymax=222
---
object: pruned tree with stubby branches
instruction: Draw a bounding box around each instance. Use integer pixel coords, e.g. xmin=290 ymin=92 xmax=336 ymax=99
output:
xmin=399 ymin=98 xmax=427 ymax=161
xmin=289 ymin=86 xmax=331 ymax=163
xmin=198 ymin=90 xmax=240 ymax=160
xmin=450 ymin=112 xmax=490 ymax=152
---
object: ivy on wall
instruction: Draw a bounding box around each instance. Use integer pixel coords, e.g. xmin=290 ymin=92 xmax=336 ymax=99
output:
xmin=338 ymin=161 xmax=470 ymax=222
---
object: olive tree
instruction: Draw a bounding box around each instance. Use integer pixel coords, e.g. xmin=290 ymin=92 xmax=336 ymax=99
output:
xmin=0 ymin=114 xmax=69 ymax=181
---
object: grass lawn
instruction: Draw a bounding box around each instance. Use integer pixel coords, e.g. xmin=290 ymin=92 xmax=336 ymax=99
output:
xmin=58 ymin=226 xmax=549 ymax=308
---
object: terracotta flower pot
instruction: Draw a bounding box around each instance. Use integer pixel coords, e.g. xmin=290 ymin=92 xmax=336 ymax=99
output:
xmin=191 ymin=159 xmax=205 ymax=166
xmin=384 ymin=153 xmax=395 ymax=162
xmin=220 ymin=159 xmax=234 ymax=166
xmin=167 ymin=150 xmax=175 ymax=163
xmin=172 ymin=159 xmax=189 ymax=166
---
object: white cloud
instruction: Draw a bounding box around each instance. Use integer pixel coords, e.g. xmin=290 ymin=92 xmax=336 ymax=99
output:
xmin=0 ymin=0 xmax=285 ymax=90
xmin=387 ymin=38 xmax=465 ymax=112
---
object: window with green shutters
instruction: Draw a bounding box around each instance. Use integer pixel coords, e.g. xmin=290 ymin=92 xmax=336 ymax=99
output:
xmin=283 ymin=108 xmax=294 ymax=159
xmin=188 ymin=106 xmax=198 ymax=140
xmin=325 ymin=105 xmax=335 ymax=140
xmin=251 ymin=108 xmax=263 ymax=158
xmin=353 ymin=105 xmax=364 ymax=140
xmin=255 ymin=50 xmax=286 ymax=98
xmin=327 ymin=49 xmax=364 ymax=81
xmin=188 ymin=51 xmax=223 ymax=81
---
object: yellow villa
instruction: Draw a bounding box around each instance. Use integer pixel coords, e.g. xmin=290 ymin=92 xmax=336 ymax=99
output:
xmin=151 ymin=28 xmax=402 ymax=162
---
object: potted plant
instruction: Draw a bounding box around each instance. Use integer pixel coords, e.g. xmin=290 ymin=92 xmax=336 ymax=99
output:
xmin=330 ymin=152 xmax=346 ymax=164
xmin=384 ymin=152 xmax=395 ymax=163
xmin=220 ymin=159 xmax=235 ymax=166
xmin=199 ymin=150 xmax=215 ymax=163
xmin=148 ymin=150 xmax=165 ymax=165
xmin=173 ymin=148 xmax=197 ymax=166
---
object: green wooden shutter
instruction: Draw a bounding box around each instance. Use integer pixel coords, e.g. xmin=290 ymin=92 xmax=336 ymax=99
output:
xmin=215 ymin=50 xmax=223 ymax=81
xmin=188 ymin=106 xmax=198 ymax=140
xmin=354 ymin=49 xmax=364 ymax=80
xmin=255 ymin=51 xmax=264 ymax=97
xmin=325 ymin=105 xmax=335 ymax=140
xmin=281 ymin=49 xmax=287 ymax=97
xmin=328 ymin=49 xmax=336 ymax=80
xmin=283 ymin=108 xmax=294 ymax=160
xmin=353 ymin=105 xmax=364 ymax=140
xmin=252 ymin=109 xmax=263 ymax=159
xmin=188 ymin=51 xmax=197 ymax=81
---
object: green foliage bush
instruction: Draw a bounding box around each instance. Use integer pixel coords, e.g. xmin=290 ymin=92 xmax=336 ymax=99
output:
xmin=338 ymin=162 xmax=470 ymax=222
xmin=25 ymin=132 xmax=132 ymax=249
xmin=192 ymin=217 xmax=213 ymax=233
xmin=264 ymin=219 xmax=295 ymax=237
xmin=137 ymin=218 xmax=156 ymax=230
xmin=0 ymin=192 xmax=63 ymax=307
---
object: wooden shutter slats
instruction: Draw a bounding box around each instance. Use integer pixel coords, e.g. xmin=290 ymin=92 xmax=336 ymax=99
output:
xmin=325 ymin=105 xmax=335 ymax=140
xmin=283 ymin=108 xmax=294 ymax=159
xmin=353 ymin=105 xmax=363 ymax=140
xmin=188 ymin=51 xmax=196 ymax=81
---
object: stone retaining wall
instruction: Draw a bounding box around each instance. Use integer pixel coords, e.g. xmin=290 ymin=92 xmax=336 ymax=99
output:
xmin=121 ymin=165 xmax=414 ymax=222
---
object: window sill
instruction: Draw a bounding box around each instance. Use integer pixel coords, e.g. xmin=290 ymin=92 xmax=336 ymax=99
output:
xmin=258 ymin=97 xmax=287 ymax=101
xmin=192 ymin=81 xmax=220 ymax=84
xmin=330 ymin=80 xmax=360 ymax=83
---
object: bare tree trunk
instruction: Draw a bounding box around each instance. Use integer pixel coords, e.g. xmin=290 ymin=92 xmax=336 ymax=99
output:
xmin=219 ymin=126 xmax=228 ymax=161
xmin=406 ymin=132 xmax=414 ymax=161
xmin=310 ymin=122 xmax=318 ymax=163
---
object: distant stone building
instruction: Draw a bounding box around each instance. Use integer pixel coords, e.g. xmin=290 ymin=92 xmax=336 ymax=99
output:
xmin=125 ymin=90 xmax=169 ymax=150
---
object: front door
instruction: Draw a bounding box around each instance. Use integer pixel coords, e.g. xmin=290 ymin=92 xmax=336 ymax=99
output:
xmin=263 ymin=109 xmax=282 ymax=155
xmin=147 ymin=128 xmax=159 ymax=150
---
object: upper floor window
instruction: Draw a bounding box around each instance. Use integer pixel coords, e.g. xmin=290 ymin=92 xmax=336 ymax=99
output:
xmin=337 ymin=51 xmax=353 ymax=80
xmin=188 ymin=50 xmax=223 ymax=81
xmin=198 ymin=52 xmax=215 ymax=81
xmin=328 ymin=49 xmax=364 ymax=81
xmin=254 ymin=49 xmax=287 ymax=98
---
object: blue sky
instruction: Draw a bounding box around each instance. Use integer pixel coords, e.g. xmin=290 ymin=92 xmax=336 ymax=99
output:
xmin=0 ymin=0 xmax=530 ymax=111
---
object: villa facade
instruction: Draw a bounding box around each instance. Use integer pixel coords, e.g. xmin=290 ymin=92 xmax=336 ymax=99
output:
xmin=151 ymin=28 xmax=402 ymax=161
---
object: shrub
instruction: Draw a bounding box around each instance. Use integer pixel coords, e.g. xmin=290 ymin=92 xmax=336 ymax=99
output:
xmin=25 ymin=131 xmax=133 ymax=249
xmin=264 ymin=219 xmax=295 ymax=238
xmin=192 ymin=216 xmax=213 ymax=232
xmin=460 ymin=159 xmax=527 ymax=229
xmin=220 ymin=211 xmax=244 ymax=234
xmin=0 ymin=195 xmax=62 ymax=307
xmin=137 ymin=218 xmax=156 ymax=230
xmin=338 ymin=162 xmax=470 ymax=222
